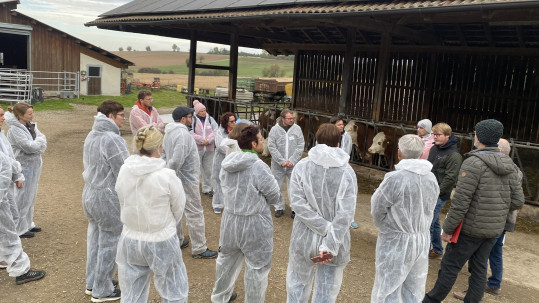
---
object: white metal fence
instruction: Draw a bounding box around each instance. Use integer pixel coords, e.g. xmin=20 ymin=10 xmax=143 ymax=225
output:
xmin=0 ymin=68 xmax=79 ymax=104
xmin=0 ymin=68 xmax=33 ymax=103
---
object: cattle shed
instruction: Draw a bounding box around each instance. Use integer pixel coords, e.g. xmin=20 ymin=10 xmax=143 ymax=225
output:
xmin=0 ymin=0 xmax=133 ymax=99
xmin=88 ymin=0 xmax=539 ymax=203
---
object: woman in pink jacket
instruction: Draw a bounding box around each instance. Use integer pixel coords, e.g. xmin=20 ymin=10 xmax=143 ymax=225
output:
xmin=191 ymin=100 xmax=218 ymax=196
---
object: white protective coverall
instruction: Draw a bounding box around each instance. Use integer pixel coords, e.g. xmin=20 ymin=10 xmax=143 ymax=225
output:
xmin=211 ymin=127 xmax=228 ymax=210
xmin=115 ymin=154 xmax=188 ymax=303
xmin=6 ymin=114 xmax=46 ymax=235
xmin=0 ymin=151 xmax=30 ymax=277
xmin=0 ymin=132 xmax=25 ymax=228
xmin=162 ymin=122 xmax=208 ymax=255
xmin=370 ymin=159 xmax=439 ymax=303
xmin=340 ymin=132 xmax=352 ymax=156
xmin=286 ymin=144 xmax=358 ymax=303
xmin=191 ymin=115 xmax=218 ymax=193
xmin=82 ymin=113 xmax=129 ymax=298
xmin=128 ymin=104 xmax=164 ymax=135
xmin=211 ymin=151 xmax=280 ymax=303
xmin=268 ymin=122 xmax=305 ymax=211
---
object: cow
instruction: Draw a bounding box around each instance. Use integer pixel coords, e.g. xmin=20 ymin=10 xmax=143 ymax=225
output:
xmin=296 ymin=113 xmax=330 ymax=149
xmin=258 ymin=108 xmax=282 ymax=138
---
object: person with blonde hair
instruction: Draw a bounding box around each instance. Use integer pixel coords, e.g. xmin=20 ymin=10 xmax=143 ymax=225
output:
xmin=6 ymin=102 xmax=47 ymax=238
xmin=115 ymin=125 xmax=188 ymax=303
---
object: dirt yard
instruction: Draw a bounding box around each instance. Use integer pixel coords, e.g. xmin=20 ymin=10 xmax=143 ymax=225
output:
xmin=0 ymin=104 xmax=538 ymax=302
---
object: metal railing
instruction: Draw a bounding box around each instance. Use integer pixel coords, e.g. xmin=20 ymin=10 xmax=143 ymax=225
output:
xmin=192 ymin=96 xmax=539 ymax=206
xmin=0 ymin=68 xmax=33 ymax=103
xmin=31 ymin=71 xmax=79 ymax=99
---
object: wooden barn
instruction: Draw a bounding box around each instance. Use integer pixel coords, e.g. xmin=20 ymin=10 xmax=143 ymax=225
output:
xmin=88 ymin=0 xmax=539 ymax=203
xmin=0 ymin=0 xmax=132 ymax=99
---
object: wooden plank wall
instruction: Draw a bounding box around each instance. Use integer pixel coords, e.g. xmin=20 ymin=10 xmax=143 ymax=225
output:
xmin=294 ymin=49 xmax=539 ymax=143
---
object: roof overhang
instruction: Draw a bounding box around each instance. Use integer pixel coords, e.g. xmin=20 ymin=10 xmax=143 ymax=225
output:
xmin=86 ymin=0 xmax=539 ymax=55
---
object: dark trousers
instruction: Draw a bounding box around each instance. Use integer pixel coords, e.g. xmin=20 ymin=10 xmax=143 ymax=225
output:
xmin=423 ymin=233 xmax=496 ymax=303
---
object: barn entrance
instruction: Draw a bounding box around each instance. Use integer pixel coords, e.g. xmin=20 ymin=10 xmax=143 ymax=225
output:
xmin=87 ymin=65 xmax=101 ymax=95
xmin=0 ymin=23 xmax=31 ymax=69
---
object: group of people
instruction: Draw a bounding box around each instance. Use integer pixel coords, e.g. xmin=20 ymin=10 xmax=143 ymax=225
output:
xmin=0 ymin=91 xmax=526 ymax=303
xmin=371 ymin=118 xmax=524 ymax=303
xmin=0 ymin=103 xmax=47 ymax=285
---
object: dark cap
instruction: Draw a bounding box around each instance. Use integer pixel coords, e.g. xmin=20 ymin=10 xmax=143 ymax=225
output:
xmin=172 ymin=106 xmax=194 ymax=121
xmin=475 ymin=119 xmax=504 ymax=145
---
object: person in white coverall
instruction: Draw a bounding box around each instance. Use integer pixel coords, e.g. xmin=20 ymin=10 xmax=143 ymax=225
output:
xmin=371 ymin=134 xmax=439 ymax=303
xmin=6 ymin=102 xmax=47 ymax=238
xmin=162 ymin=106 xmax=217 ymax=259
xmin=82 ymin=100 xmax=129 ymax=302
xmin=191 ymin=100 xmax=218 ymax=196
xmin=286 ymin=123 xmax=358 ymax=303
xmin=268 ymin=109 xmax=304 ymax=218
xmin=115 ymin=125 xmax=188 ymax=303
xmin=0 ymin=107 xmax=24 ymax=235
xmin=0 ymin=143 xmax=46 ymax=285
xmin=211 ymin=125 xmax=280 ymax=303
xmin=211 ymin=112 xmax=236 ymax=213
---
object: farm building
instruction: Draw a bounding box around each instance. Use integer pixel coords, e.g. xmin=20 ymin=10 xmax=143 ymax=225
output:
xmin=87 ymin=0 xmax=539 ymax=203
xmin=0 ymin=0 xmax=133 ymax=101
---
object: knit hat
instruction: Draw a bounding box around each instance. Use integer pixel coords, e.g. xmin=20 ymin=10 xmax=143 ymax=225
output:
xmin=417 ymin=119 xmax=432 ymax=133
xmin=172 ymin=106 xmax=194 ymax=121
xmin=193 ymin=100 xmax=206 ymax=115
xmin=475 ymin=119 xmax=504 ymax=146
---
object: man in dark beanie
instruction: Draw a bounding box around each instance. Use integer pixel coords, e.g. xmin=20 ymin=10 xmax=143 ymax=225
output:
xmin=423 ymin=119 xmax=524 ymax=303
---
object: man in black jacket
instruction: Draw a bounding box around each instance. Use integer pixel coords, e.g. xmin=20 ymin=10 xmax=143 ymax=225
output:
xmin=423 ymin=119 xmax=525 ymax=303
xmin=427 ymin=123 xmax=463 ymax=259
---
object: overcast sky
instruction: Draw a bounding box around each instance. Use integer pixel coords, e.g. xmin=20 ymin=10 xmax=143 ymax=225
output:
xmin=16 ymin=0 xmax=259 ymax=54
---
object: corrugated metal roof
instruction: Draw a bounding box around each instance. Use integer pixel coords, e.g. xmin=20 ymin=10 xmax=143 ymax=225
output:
xmin=90 ymin=0 xmax=538 ymax=25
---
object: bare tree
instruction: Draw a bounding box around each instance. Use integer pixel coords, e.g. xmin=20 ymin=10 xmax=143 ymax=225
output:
xmin=199 ymin=56 xmax=205 ymax=63
xmin=146 ymin=46 xmax=151 ymax=51
xmin=127 ymin=46 xmax=132 ymax=51
xmin=118 ymin=47 xmax=124 ymax=51
xmin=172 ymin=44 xmax=178 ymax=52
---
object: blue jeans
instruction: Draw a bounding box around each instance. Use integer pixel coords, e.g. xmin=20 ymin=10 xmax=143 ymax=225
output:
xmin=487 ymin=231 xmax=506 ymax=290
xmin=430 ymin=198 xmax=447 ymax=254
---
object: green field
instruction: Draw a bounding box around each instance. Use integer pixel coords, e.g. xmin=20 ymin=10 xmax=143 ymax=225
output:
xmin=26 ymin=88 xmax=187 ymax=111
xmin=157 ymin=57 xmax=294 ymax=77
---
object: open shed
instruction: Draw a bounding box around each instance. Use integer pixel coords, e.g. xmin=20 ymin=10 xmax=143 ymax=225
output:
xmin=87 ymin=0 xmax=539 ymax=203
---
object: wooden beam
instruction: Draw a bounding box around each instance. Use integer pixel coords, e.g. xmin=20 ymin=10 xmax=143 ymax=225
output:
xmin=316 ymin=27 xmax=334 ymax=44
xmin=516 ymin=26 xmax=526 ymax=48
xmin=188 ymin=31 xmax=197 ymax=95
xmin=483 ymin=24 xmax=495 ymax=47
xmin=372 ymin=32 xmax=391 ymax=121
xmin=455 ymin=24 xmax=467 ymax=46
xmin=195 ymin=64 xmax=229 ymax=71
xmin=339 ymin=29 xmax=355 ymax=116
xmin=228 ymin=32 xmax=238 ymax=100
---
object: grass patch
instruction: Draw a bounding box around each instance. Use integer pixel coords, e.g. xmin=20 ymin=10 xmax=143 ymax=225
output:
xmin=30 ymin=88 xmax=187 ymax=111
xmin=157 ymin=57 xmax=295 ymax=77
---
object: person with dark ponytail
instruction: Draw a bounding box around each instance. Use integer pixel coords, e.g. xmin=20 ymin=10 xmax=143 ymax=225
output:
xmin=211 ymin=112 xmax=236 ymax=213
xmin=211 ymin=126 xmax=280 ymax=302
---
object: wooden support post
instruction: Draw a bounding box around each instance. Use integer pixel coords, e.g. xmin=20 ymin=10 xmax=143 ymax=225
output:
xmin=372 ymin=32 xmax=391 ymax=121
xmin=188 ymin=31 xmax=197 ymax=95
xmin=339 ymin=29 xmax=356 ymax=116
xmin=291 ymin=50 xmax=300 ymax=109
xmin=228 ymin=32 xmax=238 ymax=100
xmin=423 ymin=52 xmax=437 ymax=118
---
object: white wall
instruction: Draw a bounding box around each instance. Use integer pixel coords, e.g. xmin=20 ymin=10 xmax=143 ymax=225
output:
xmin=79 ymin=53 xmax=121 ymax=96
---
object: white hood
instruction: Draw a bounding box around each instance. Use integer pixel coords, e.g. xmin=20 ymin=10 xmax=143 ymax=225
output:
xmin=221 ymin=138 xmax=241 ymax=155
xmin=121 ymin=154 xmax=166 ymax=177
xmin=308 ymin=144 xmax=349 ymax=168
xmin=394 ymin=159 xmax=433 ymax=175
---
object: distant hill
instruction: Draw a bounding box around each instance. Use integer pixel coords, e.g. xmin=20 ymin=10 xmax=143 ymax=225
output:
xmin=113 ymin=51 xmax=294 ymax=78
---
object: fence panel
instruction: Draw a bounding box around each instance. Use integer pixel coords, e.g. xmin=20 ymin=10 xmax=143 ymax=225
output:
xmin=0 ymin=68 xmax=33 ymax=103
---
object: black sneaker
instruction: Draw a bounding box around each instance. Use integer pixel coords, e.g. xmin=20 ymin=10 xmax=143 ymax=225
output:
xmin=86 ymin=279 xmax=119 ymax=296
xmin=180 ymin=240 xmax=189 ymax=249
xmin=16 ymin=269 xmax=46 ymax=285
xmin=193 ymin=249 xmax=218 ymax=259
xmin=229 ymin=291 xmax=237 ymax=302
xmin=91 ymin=289 xmax=121 ymax=302
xmin=291 ymin=211 xmax=296 ymax=219
xmin=275 ymin=210 xmax=284 ymax=218
xmin=30 ymin=226 xmax=42 ymax=232
xmin=19 ymin=231 xmax=35 ymax=238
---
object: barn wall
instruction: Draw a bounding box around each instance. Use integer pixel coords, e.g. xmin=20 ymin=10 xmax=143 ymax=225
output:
xmin=293 ymin=50 xmax=539 ymax=144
